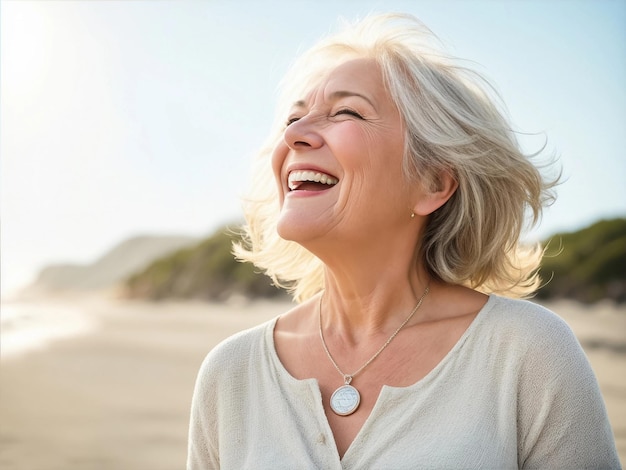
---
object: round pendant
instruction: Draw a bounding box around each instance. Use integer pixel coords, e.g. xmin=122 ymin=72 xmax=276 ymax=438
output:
xmin=330 ymin=384 xmax=361 ymax=416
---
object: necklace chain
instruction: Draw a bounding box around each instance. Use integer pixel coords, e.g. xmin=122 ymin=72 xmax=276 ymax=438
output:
xmin=318 ymin=285 xmax=430 ymax=385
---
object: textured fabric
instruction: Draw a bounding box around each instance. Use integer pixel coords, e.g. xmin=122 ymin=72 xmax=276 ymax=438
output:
xmin=187 ymin=295 xmax=620 ymax=469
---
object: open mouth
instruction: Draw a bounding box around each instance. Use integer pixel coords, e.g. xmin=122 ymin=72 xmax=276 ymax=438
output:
xmin=288 ymin=170 xmax=338 ymax=192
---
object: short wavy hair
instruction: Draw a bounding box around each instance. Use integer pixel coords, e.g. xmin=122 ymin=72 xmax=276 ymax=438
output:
xmin=234 ymin=13 xmax=558 ymax=303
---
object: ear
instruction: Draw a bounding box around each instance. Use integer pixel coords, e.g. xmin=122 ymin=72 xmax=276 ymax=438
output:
xmin=412 ymin=170 xmax=458 ymax=216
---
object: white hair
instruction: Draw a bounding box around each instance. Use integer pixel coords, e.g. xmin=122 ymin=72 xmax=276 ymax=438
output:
xmin=234 ymin=13 xmax=559 ymax=302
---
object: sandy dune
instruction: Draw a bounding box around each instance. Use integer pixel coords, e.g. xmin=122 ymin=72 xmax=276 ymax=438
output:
xmin=0 ymin=297 xmax=623 ymax=469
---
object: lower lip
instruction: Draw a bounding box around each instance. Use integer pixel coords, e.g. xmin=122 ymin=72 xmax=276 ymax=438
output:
xmin=286 ymin=189 xmax=328 ymax=197
xmin=286 ymin=187 xmax=334 ymax=197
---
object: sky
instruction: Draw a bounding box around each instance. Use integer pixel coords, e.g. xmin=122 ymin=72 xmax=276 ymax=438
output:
xmin=2 ymin=0 xmax=625 ymax=298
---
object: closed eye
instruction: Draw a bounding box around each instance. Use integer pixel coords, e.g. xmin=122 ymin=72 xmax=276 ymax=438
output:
xmin=333 ymin=109 xmax=364 ymax=119
xmin=286 ymin=108 xmax=363 ymax=127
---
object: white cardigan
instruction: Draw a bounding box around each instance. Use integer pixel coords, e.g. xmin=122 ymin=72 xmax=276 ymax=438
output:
xmin=187 ymin=295 xmax=620 ymax=469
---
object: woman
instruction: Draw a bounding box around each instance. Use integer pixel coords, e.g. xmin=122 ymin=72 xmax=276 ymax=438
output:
xmin=188 ymin=14 xmax=620 ymax=469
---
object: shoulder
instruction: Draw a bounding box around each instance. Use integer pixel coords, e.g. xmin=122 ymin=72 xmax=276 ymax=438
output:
xmin=480 ymin=296 xmax=604 ymax=401
xmin=485 ymin=298 xmax=622 ymax=466
xmin=481 ymin=295 xmax=579 ymax=349
xmin=485 ymin=294 xmax=564 ymax=324
xmin=195 ymin=317 xmax=276 ymax=385
xmin=471 ymin=295 xmax=595 ymax=383
xmin=190 ymin=317 xmax=277 ymax=416
xmin=188 ymin=318 xmax=278 ymax=468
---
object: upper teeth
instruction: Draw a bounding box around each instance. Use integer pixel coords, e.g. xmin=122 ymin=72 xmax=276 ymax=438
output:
xmin=288 ymin=171 xmax=338 ymax=190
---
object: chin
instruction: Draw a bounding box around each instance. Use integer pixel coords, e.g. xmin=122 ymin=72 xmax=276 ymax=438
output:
xmin=276 ymin=216 xmax=323 ymax=244
xmin=276 ymin=221 xmax=306 ymax=243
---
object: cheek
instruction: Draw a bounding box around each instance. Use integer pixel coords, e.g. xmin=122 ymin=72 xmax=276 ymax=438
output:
xmin=346 ymin=127 xmax=408 ymax=204
xmin=326 ymin=125 xmax=369 ymax=168
xmin=331 ymin=125 xmax=404 ymax=179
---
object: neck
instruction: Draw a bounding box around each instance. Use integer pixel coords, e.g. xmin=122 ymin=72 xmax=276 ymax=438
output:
xmin=320 ymin=263 xmax=430 ymax=344
xmin=302 ymin=219 xmax=431 ymax=338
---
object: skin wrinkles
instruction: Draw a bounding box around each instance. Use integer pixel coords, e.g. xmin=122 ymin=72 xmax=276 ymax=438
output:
xmin=289 ymin=90 xmax=380 ymax=123
xmin=270 ymin=59 xmax=468 ymax=461
xmin=272 ymin=58 xmax=415 ymax=260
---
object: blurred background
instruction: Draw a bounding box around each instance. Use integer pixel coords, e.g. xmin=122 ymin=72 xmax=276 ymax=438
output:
xmin=3 ymin=0 xmax=626 ymax=299
xmin=1 ymin=1 xmax=624 ymax=469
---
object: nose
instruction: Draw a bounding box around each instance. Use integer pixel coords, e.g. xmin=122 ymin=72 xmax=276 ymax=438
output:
xmin=283 ymin=116 xmax=324 ymax=150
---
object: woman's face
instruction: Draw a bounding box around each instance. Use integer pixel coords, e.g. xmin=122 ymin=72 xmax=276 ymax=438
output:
xmin=272 ymin=57 xmax=414 ymax=246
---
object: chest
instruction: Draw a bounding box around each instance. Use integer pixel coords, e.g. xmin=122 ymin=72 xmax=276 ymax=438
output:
xmin=276 ymin=330 xmax=468 ymax=458
xmin=221 ymin=361 xmax=519 ymax=469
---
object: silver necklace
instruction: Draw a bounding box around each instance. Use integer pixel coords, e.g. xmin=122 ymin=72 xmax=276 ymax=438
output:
xmin=318 ymin=285 xmax=430 ymax=416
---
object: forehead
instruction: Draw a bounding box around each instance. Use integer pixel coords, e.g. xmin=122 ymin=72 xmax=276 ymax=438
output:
xmin=323 ymin=58 xmax=383 ymax=89
xmin=295 ymin=57 xmax=390 ymax=107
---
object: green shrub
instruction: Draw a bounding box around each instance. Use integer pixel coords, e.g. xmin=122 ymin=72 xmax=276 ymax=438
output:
xmin=537 ymin=218 xmax=626 ymax=303
xmin=125 ymin=226 xmax=283 ymax=301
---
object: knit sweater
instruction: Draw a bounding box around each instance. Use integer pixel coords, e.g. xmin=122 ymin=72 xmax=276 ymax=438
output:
xmin=187 ymin=295 xmax=620 ymax=469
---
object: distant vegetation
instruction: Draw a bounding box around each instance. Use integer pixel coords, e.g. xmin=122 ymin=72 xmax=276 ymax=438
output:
xmin=124 ymin=218 xmax=626 ymax=304
xmin=124 ymin=229 xmax=283 ymax=301
xmin=34 ymin=236 xmax=197 ymax=291
xmin=536 ymin=218 xmax=626 ymax=304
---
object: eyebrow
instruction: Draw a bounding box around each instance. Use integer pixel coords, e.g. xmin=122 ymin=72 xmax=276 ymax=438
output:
xmin=292 ymin=90 xmax=376 ymax=109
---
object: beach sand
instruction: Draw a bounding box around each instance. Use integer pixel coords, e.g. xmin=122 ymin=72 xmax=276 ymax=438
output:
xmin=0 ymin=297 xmax=624 ymax=469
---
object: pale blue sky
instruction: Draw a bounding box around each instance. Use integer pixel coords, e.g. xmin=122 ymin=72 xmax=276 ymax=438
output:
xmin=2 ymin=0 xmax=625 ymax=296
